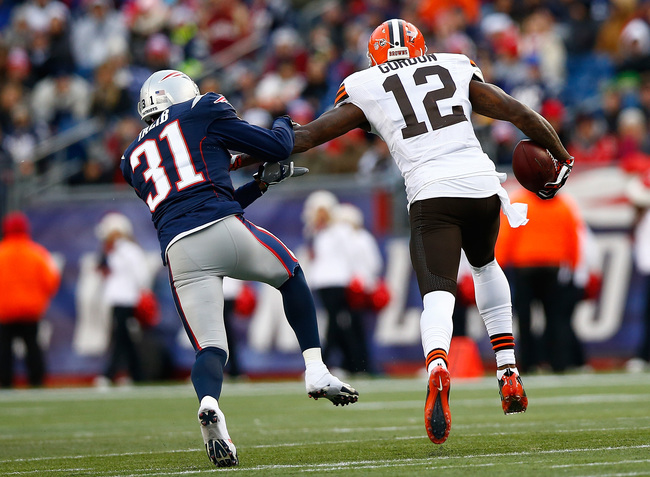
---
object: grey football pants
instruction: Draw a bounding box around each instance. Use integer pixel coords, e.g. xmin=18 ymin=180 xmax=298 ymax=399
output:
xmin=166 ymin=215 xmax=297 ymax=355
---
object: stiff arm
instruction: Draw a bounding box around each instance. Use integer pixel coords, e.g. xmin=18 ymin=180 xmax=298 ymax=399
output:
xmin=231 ymin=104 xmax=367 ymax=169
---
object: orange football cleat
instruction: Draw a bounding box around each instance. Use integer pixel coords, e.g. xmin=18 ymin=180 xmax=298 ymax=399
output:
xmin=424 ymin=365 xmax=451 ymax=444
xmin=498 ymin=368 xmax=528 ymax=414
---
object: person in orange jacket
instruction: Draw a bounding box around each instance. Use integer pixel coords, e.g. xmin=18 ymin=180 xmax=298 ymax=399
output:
xmin=0 ymin=212 xmax=60 ymax=387
xmin=496 ymin=188 xmax=584 ymax=373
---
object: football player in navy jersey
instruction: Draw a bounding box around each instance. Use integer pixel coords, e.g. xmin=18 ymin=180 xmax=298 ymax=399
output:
xmin=121 ymin=70 xmax=358 ymax=467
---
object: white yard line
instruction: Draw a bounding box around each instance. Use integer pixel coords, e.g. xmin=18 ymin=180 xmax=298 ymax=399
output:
xmin=0 ymin=373 xmax=649 ymax=404
xmin=6 ymin=444 xmax=645 ymax=476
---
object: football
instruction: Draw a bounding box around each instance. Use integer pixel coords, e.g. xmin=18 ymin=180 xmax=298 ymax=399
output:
xmin=511 ymin=139 xmax=556 ymax=193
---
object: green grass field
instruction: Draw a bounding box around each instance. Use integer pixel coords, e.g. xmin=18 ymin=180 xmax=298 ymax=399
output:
xmin=1 ymin=371 xmax=649 ymax=476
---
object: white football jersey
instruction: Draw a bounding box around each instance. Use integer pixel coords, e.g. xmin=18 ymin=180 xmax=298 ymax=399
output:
xmin=336 ymin=53 xmax=501 ymax=204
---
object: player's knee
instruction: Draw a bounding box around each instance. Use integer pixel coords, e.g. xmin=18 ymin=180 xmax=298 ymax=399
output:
xmin=277 ymin=264 xmax=306 ymax=290
xmin=419 ymin=273 xmax=457 ymax=298
xmin=470 ymin=257 xmax=497 ymax=275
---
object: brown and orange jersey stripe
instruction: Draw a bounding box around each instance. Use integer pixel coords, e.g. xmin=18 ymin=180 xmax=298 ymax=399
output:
xmin=334 ymin=83 xmax=349 ymax=106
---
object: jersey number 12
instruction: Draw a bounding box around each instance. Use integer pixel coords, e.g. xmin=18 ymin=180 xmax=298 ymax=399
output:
xmin=383 ymin=65 xmax=467 ymax=139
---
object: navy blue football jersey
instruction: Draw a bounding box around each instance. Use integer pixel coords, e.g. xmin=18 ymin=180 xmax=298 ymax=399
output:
xmin=121 ymin=92 xmax=294 ymax=262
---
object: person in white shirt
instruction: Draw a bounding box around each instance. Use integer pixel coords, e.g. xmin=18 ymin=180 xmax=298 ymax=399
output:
xmin=302 ymin=191 xmax=372 ymax=375
xmin=95 ymin=212 xmax=150 ymax=384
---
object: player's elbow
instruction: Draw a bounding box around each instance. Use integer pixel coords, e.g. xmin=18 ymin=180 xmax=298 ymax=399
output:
xmin=509 ymin=107 xmax=538 ymax=131
xmin=266 ymin=140 xmax=294 ymax=161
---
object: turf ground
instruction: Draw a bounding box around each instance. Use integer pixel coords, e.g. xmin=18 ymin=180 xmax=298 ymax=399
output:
xmin=1 ymin=371 xmax=649 ymax=476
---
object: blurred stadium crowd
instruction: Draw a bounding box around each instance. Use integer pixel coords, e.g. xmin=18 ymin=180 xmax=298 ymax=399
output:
xmin=1 ymin=0 xmax=650 ymax=209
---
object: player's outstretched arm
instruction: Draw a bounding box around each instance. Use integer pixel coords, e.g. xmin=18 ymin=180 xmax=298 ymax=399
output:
xmin=292 ymin=103 xmax=368 ymax=153
xmin=230 ymin=104 xmax=367 ymax=170
xmin=469 ymin=80 xmax=572 ymax=165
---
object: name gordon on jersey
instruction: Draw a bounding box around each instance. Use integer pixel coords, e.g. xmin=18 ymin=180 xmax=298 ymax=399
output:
xmin=377 ymin=53 xmax=438 ymax=73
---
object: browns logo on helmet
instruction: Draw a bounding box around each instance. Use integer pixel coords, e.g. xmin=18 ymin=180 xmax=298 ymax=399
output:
xmin=367 ymin=19 xmax=427 ymax=66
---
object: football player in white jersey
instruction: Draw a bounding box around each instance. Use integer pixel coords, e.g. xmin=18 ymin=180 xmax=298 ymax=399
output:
xmin=233 ymin=19 xmax=574 ymax=445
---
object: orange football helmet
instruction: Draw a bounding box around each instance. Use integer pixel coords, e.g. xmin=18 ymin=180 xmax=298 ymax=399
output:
xmin=367 ymin=19 xmax=427 ymax=66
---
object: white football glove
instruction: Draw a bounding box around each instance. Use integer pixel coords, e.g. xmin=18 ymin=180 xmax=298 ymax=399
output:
xmin=537 ymin=156 xmax=574 ymax=200
xmin=254 ymin=161 xmax=309 ymax=187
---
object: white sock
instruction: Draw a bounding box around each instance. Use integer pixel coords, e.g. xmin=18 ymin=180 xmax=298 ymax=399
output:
xmin=471 ymin=259 xmax=513 ymax=337
xmin=496 ymin=350 xmax=516 ymax=369
xmin=303 ymin=347 xmax=323 ymax=366
xmin=472 ymin=260 xmax=520 ymax=369
xmin=496 ymin=366 xmax=519 ymax=380
xmin=303 ymin=347 xmax=328 ymax=375
xmin=428 ymin=358 xmax=448 ymax=375
xmin=420 ymin=291 xmax=454 ymax=373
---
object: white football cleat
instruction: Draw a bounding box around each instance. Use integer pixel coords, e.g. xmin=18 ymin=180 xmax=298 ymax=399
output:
xmin=305 ymin=364 xmax=359 ymax=406
xmin=198 ymin=396 xmax=238 ymax=467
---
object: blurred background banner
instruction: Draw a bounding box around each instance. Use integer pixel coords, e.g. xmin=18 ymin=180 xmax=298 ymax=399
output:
xmin=21 ymin=168 xmax=645 ymax=381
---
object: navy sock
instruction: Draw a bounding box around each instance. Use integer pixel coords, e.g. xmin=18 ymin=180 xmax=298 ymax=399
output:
xmin=191 ymin=347 xmax=227 ymax=402
xmin=279 ymin=266 xmax=321 ymax=351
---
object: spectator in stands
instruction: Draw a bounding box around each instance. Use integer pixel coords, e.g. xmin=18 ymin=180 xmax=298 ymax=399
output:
xmin=0 ymin=82 xmax=27 ymax=133
xmin=563 ymin=0 xmax=598 ymax=55
xmin=639 ymin=74 xmax=650 ymax=123
xmin=30 ymin=67 xmax=92 ymax=133
xmin=17 ymin=0 xmax=68 ymax=35
xmin=0 ymin=211 xmax=60 ymax=387
xmin=595 ymin=0 xmax=637 ymax=57
xmin=519 ymin=8 xmax=566 ymax=96
xmin=28 ymin=10 xmax=75 ymax=83
xmin=6 ymin=47 xmax=33 ymax=88
xmin=300 ymin=54 xmax=333 ymax=116
xmin=599 ymin=80 xmax=624 ymax=134
xmin=140 ymin=33 xmax=174 ymax=72
xmin=541 ymin=98 xmax=570 ymax=146
xmin=617 ymin=107 xmax=650 ymax=172
xmin=123 ymin=0 xmax=170 ymax=53
xmin=496 ymin=188 xmax=584 ymax=373
xmin=417 ymin=0 xmax=481 ymax=31
xmin=263 ymin=27 xmax=308 ymax=75
xmin=71 ymin=0 xmax=128 ymax=77
xmin=616 ymin=17 xmax=650 ymax=74
xmin=94 ymin=212 xmax=151 ymax=385
xmin=90 ymin=59 xmax=132 ymax=122
xmin=255 ymin=59 xmax=306 ymax=116
xmin=567 ymin=109 xmax=618 ymax=167
xmin=3 ymin=103 xmax=45 ymax=177
xmin=199 ymin=0 xmax=251 ymax=55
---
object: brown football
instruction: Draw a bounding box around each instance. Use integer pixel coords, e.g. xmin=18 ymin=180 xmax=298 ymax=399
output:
xmin=512 ymin=139 xmax=556 ymax=193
